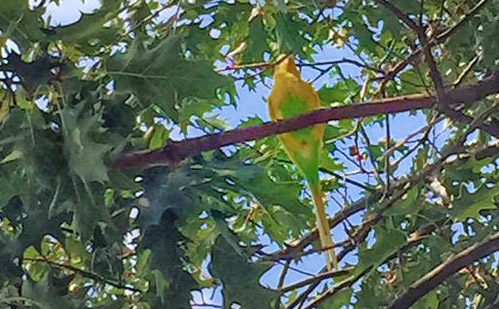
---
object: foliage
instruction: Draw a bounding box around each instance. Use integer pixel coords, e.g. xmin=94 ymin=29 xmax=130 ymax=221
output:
xmin=0 ymin=0 xmax=497 ymax=308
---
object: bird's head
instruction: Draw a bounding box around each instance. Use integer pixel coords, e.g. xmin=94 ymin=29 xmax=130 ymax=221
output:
xmin=274 ymin=54 xmax=299 ymax=78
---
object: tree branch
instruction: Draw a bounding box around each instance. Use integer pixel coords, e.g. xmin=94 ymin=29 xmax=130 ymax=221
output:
xmin=24 ymin=257 xmax=142 ymax=293
xmin=453 ymin=52 xmax=482 ymax=88
xmin=300 ymin=58 xmax=385 ymax=74
xmin=301 ymin=271 xmax=366 ymax=309
xmin=387 ymin=231 xmax=499 ymax=309
xmin=113 ymin=72 xmax=499 ymax=169
xmin=279 ymin=267 xmax=353 ymax=293
xmin=372 ymin=0 xmax=422 ymax=32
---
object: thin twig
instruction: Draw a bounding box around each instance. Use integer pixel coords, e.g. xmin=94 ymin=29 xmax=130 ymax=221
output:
xmin=274 ymin=259 xmax=292 ymax=309
xmin=277 ymin=260 xmax=291 ymax=290
xmin=279 ymin=267 xmax=353 ymax=293
xmin=302 ymin=271 xmax=367 ymax=309
xmin=260 ymin=194 xmax=372 ymax=263
xmin=373 ymin=0 xmax=421 ymax=31
xmin=300 ymin=58 xmax=385 ymax=74
xmin=24 ymin=257 xmax=142 ymax=293
xmin=273 ymin=157 xmax=375 ymax=193
xmin=375 ymin=0 xmax=445 ymax=100
xmin=359 ymin=124 xmax=385 ymax=186
xmin=380 ymin=115 xmax=445 ymax=162
xmin=217 ymin=52 xmax=293 ymax=73
xmin=453 ymin=52 xmax=482 ymax=88
xmin=385 ymin=112 xmax=391 ymax=191
xmin=389 ymin=124 xmax=433 ymax=168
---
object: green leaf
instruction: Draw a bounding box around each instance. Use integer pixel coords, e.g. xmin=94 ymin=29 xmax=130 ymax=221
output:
xmin=60 ymin=102 xmax=112 ymax=184
xmin=140 ymin=166 xmax=202 ymax=228
xmin=147 ymin=124 xmax=169 ymax=149
xmin=208 ymin=159 xmax=312 ymax=220
xmin=178 ymin=97 xmax=221 ymax=133
xmin=107 ymin=35 xmax=231 ymax=121
xmin=274 ymin=13 xmax=309 ymax=54
xmin=0 ymin=149 xmax=22 ymax=164
xmin=211 ymin=235 xmax=277 ymax=309
xmin=141 ymin=211 xmax=196 ymax=308
xmin=0 ymin=0 xmax=46 ymax=48
xmin=399 ymin=69 xmax=425 ymax=94
xmin=21 ymin=274 xmax=79 ymax=309
xmin=354 ymin=227 xmax=406 ymax=277
xmin=385 ymin=184 xmax=424 ymax=216
xmin=451 ymin=183 xmax=498 ymax=221
xmin=318 ymin=79 xmax=359 ymax=104
xmin=16 ymin=203 xmax=69 ymax=254
xmin=244 ymin=16 xmax=269 ymax=62
xmin=320 ymin=150 xmax=345 ymax=173
xmin=47 ymin=0 xmax=122 ymax=53
xmin=320 ymin=287 xmax=352 ymax=308
xmin=260 ymin=205 xmax=306 ymax=243
xmin=412 ymin=289 xmax=439 ymax=309
xmin=273 ymin=0 xmax=287 ymax=13
xmin=445 ymin=156 xmax=493 ymax=182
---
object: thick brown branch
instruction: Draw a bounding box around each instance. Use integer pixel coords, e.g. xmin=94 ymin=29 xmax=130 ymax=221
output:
xmin=113 ymin=72 xmax=499 ymax=169
xmin=474 ymin=140 xmax=499 ymax=159
xmin=445 ymin=71 xmax=499 ymax=107
xmin=442 ymin=53 xmax=499 ymax=137
xmin=114 ymin=95 xmax=434 ymax=169
xmin=387 ymin=232 xmax=499 ymax=309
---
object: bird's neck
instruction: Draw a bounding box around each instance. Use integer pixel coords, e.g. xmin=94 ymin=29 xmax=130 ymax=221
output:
xmin=273 ymin=70 xmax=300 ymax=83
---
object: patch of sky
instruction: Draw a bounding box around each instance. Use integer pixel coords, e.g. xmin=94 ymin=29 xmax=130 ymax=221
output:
xmin=42 ymin=0 xmax=102 ymax=27
xmin=192 ymin=287 xmax=223 ymax=309
xmin=152 ymin=3 xmax=179 ymax=24
xmin=35 ymin=95 xmax=50 ymax=110
xmin=1 ymin=38 xmax=21 ymax=56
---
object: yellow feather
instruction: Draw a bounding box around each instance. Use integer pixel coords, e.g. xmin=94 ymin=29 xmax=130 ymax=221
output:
xmin=268 ymin=55 xmax=337 ymax=270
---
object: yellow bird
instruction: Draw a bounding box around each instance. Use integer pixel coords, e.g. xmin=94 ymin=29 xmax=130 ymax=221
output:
xmin=267 ymin=55 xmax=337 ymax=270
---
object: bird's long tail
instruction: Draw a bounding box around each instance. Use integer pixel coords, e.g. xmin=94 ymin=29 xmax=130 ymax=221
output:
xmin=309 ymin=181 xmax=337 ymax=270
